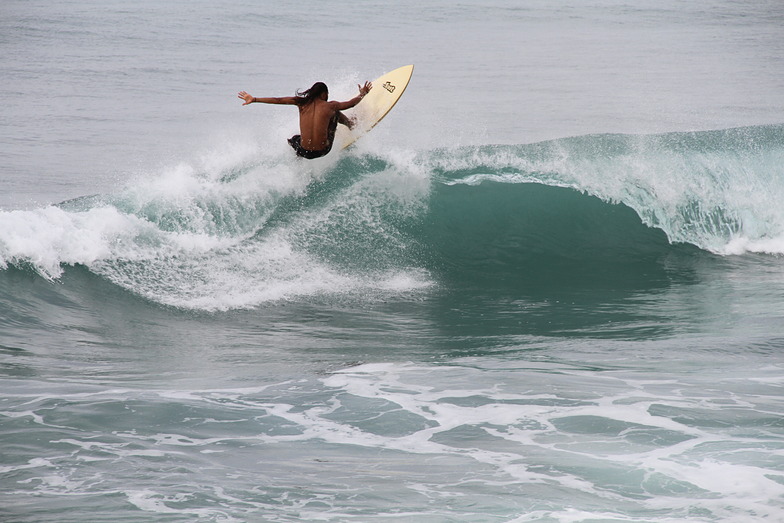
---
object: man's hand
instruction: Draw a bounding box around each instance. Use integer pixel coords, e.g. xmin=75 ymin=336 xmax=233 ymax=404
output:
xmin=358 ymin=81 xmax=372 ymax=98
xmin=237 ymin=91 xmax=254 ymax=105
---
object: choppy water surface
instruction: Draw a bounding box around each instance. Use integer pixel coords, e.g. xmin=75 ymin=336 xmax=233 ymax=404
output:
xmin=2 ymin=1 xmax=784 ymax=521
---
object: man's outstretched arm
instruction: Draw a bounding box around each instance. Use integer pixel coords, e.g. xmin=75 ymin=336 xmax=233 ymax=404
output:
xmin=238 ymin=91 xmax=298 ymax=106
xmin=330 ymin=82 xmax=372 ymax=111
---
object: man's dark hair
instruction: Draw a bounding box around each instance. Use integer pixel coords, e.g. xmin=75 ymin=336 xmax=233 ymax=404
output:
xmin=295 ymin=82 xmax=328 ymax=105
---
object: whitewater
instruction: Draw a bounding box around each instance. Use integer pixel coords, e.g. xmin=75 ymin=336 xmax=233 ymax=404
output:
xmin=2 ymin=1 xmax=784 ymax=522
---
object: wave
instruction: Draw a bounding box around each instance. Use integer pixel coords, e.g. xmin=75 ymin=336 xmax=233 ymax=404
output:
xmin=427 ymin=124 xmax=784 ymax=256
xmin=1 ymin=124 xmax=782 ymax=310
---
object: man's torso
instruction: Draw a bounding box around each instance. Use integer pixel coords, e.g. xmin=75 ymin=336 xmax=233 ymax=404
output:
xmin=297 ymin=100 xmax=337 ymax=151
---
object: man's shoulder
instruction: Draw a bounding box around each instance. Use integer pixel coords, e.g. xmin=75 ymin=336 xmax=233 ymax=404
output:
xmin=318 ymin=99 xmax=342 ymax=113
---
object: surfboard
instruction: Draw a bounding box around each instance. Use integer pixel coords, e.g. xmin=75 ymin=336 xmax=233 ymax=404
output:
xmin=337 ymin=64 xmax=414 ymax=150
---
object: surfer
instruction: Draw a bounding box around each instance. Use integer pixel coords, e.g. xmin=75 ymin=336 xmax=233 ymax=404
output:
xmin=238 ymin=81 xmax=372 ymax=159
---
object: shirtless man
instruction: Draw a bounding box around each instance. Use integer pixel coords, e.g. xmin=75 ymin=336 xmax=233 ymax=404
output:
xmin=238 ymin=81 xmax=372 ymax=159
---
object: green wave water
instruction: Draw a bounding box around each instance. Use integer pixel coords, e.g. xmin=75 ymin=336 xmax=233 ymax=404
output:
xmin=1 ymin=125 xmax=782 ymax=311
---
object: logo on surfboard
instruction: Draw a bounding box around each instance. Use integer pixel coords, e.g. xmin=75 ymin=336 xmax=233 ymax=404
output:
xmin=383 ymin=81 xmax=396 ymax=93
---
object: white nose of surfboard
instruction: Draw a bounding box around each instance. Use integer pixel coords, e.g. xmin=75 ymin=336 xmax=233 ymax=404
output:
xmin=338 ymin=64 xmax=414 ymax=150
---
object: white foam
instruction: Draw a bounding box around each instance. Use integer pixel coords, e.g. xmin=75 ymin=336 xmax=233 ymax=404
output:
xmin=1 ymin=135 xmax=436 ymax=309
xmin=7 ymin=362 xmax=782 ymax=521
xmin=313 ymin=360 xmax=784 ymax=520
xmin=125 ymin=489 xmax=241 ymax=521
xmin=0 ymin=202 xmax=240 ymax=280
xmin=722 ymin=235 xmax=784 ymax=256
xmin=0 ymin=206 xmax=146 ymax=278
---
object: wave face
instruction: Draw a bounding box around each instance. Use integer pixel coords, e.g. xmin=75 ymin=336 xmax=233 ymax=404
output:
xmin=1 ymin=125 xmax=782 ymax=310
xmin=428 ymin=124 xmax=784 ymax=256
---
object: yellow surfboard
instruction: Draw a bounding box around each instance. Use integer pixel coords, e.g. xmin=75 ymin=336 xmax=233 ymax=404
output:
xmin=338 ymin=64 xmax=414 ymax=150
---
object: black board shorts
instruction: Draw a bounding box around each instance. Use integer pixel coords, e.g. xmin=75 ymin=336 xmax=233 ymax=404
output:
xmin=287 ymin=135 xmax=332 ymax=159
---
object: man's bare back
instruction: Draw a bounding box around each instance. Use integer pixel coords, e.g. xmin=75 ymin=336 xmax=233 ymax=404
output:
xmin=238 ymin=81 xmax=372 ymax=159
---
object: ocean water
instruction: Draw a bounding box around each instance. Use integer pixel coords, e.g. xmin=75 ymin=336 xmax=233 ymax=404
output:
xmin=2 ymin=1 xmax=784 ymax=522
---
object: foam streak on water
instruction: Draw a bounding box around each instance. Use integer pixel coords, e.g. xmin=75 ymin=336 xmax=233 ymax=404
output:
xmin=2 ymin=354 xmax=782 ymax=522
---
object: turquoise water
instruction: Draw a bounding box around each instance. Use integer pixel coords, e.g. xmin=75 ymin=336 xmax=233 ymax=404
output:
xmin=2 ymin=1 xmax=784 ymax=521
